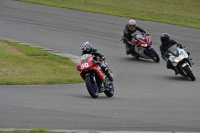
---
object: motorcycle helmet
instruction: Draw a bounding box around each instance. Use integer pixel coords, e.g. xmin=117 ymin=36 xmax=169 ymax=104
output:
xmin=82 ymin=41 xmax=93 ymax=53
xmin=128 ymin=19 xmax=136 ymax=31
xmin=160 ymin=33 xmax=169 ymax=45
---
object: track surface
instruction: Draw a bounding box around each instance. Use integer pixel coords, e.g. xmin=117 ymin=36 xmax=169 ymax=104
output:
xmin=0 ymin=0 xmax=200 ymax=132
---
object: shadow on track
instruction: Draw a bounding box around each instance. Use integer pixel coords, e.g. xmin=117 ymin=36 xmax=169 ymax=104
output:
xmin=159 ymin=75 xmax=196 ymax=82
xmin=74 ymin=93 xmax=118 ymax=99
xmin=123 ymin=56 xmax=158 ymax=64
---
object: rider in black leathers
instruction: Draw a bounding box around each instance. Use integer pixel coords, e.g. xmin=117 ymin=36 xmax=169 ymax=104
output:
xmin=159 ymin=33 xmax=187 ymax=75
xmin=81 ymin=41 xmax=113 ymax=87
xmin=123 ymin=19 xmax=146 ymax=55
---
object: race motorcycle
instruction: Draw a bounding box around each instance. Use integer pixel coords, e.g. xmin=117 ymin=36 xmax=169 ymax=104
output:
xmin=121 ymin=33 xmax=160 ymax=63
xmin=165 ymin=44 xmax=195 ymax=81
xmin=77 ymin=54 xmax=114 ymax=98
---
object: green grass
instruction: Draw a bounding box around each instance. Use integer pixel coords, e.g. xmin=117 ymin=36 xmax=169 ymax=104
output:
xmin=0 ymin=129 xmax=50 ymax=133
xmin=16 ymin=0 xmax=200 ymax=29
xmin=0 ymin=129 xmax=55 ymax=133
xmin=0 ymin=40 xmax=83 ymax=85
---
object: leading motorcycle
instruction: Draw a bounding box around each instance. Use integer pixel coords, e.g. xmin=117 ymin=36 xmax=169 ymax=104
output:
xmin=121 ymin=33 xmax=160 ymax=63
xmin=77 ymin=54 xmax=114 ymax=98
xmin=165 ymin=44 xmax=195 ymax=81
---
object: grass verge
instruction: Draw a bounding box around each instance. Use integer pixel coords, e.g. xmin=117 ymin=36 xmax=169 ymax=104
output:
xmin=16 ymin=0 xmax=200 ymax=29
xmin=0 ymin=40 xmax=83 ymax=85
xmin=0 ymin=129 xmax=55 ymax=133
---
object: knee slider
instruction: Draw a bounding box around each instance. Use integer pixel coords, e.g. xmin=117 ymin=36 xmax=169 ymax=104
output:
xmin=105 ymin=68 xmax=108 ymax=73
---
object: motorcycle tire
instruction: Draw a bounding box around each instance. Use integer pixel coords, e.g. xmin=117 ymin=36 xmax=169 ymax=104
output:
xmin=85 ymin=75 xmax=99 ymax=98
xmin=104 ymin=84 xmax=114 ymax=97
xmin=183 ymin=65 xmax=196 ymax=81
xmin=149 ymin=49 xmax=160 ymax=63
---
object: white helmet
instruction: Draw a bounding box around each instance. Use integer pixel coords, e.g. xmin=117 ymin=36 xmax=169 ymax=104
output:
xmin=128 ymin=19 xmax=136 ymax=31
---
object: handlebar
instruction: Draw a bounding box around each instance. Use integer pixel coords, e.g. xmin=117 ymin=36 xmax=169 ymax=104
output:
xmin=93 ymin=56 xmax=104 ymax=64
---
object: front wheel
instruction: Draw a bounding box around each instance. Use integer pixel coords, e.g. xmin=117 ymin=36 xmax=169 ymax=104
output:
xmin=149 ymin=49 xmax=160 ymax=63
xmin=182 ymin=65 xmax=195 ymax=81
xmin=85 ymin=75 xmax=99 ymax=98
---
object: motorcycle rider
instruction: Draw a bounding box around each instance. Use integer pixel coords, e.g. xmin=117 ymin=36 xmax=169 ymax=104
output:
xmin=81 ymin=41 xmax=113 ymax=88
xmin=160 ymin=33 xmax=187 ymax=75
xmin=122 ymin=19 xmax=146 ymax=55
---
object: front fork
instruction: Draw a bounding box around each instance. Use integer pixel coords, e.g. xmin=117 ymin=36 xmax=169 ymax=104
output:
xmin=181 ymin=62 xmax=193 ymax=75
xmin=174 ymin=61 xmax=192 ymax=76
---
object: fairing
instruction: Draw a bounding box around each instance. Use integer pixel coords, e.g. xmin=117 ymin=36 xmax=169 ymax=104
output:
xmin=77 ymin=54 xmax=106 ymax=80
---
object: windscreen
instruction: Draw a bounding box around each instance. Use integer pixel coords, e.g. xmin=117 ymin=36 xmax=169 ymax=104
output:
xmin=80 ymin=54 xmax=92 ymax=62
xmin=167 ymin=45 xmax=179 ymax=56
xmin=132 ymin=34 xmax=147 ymax=41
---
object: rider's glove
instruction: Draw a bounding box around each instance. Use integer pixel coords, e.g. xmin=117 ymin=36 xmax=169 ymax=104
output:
xmin=101 ymin=56 xmax=106 ymax=61
xmin=132 ymin=40 xmax=139 ymax=44
xmin=177 ymin=44 xmax=184 ymax=48
xmin=164 ymin=58 xmax=169 ymax=61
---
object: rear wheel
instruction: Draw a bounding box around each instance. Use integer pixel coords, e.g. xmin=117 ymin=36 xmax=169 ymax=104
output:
xmin=149 ymin=49 xmax=160 ymax=63
xmin=85 ymin=75 xmax=99 ymax=98
xmin=183 ymin=65 xmax=195 ymax=81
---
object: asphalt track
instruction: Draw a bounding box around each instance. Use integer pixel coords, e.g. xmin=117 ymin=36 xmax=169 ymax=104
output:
xmin=0 ymin=0 xmax=200 ymax=132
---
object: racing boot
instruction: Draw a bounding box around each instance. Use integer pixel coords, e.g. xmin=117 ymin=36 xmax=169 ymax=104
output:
xmin=104 ymin=68 xmax=113 ymax=82
xmin=170 ymin=68 xmax=178 ymax=75
xmin=102 ymin=78 xmax=112 ymax=90
xmin=174 ymin=70 xmax=178 ymax=75
xmin=125 ymin=43 xmax=131 ymax=55
xmin=126 ymin=50 xmax=131 ymax=55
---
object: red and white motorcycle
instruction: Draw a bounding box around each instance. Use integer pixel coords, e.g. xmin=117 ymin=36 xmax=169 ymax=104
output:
xmin=121 ymin=33 xmax=160 ymax=63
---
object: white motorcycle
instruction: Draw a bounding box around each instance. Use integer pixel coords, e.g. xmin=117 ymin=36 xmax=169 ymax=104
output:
xmin=166 ymin=44 xmax=195 ymax=81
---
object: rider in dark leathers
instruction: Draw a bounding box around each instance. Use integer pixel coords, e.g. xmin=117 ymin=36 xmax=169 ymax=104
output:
xmin=159 ymin=33 xmax=187 ymax=75
xmin=123 ymin=19 xmax=146 ymax=55
xmin=81 ymin=41 xmax=113 ymax=87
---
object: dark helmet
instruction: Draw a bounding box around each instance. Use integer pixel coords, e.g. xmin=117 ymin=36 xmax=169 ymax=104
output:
xmin=160 ymin=33 xmax=169 ymax=45
xmin=82 ymin=41 xmax=93 ymax=53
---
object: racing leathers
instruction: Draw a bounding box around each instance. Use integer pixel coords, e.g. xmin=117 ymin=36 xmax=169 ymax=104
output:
xmin=159 ymin=39 xmax=183 ymax=75
xmin=123 ymin=24 xmax=146 ymax=54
